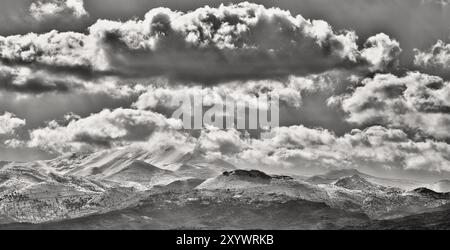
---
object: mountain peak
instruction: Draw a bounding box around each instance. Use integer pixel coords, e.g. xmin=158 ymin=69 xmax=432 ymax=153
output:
xmin=222 ymin=170 xmax=271 ymax=180
xmin=307 ymin=168 xmax=368 ymax=185
xmin=412 ymin=187 xmax=450 ymax=199
xmin=326 ymin=169 xmax=363 ymax=177
xmin=334 ymin=175 xmax=381 ymax=191
xmin=196 ymin=169 xmax=273 ymax=190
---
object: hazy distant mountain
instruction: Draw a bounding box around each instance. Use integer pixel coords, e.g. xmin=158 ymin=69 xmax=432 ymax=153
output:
xmin=428 ymin=180 xmax=450 ymax=193
xmin=307 ymin=169 xmax=369 ymax=184
xmin=307 ymin=168 xmax=425 ymax=190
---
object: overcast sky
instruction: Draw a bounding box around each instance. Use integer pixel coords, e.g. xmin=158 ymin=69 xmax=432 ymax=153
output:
xmin=1 ymin=0 xmax=450 ymax=181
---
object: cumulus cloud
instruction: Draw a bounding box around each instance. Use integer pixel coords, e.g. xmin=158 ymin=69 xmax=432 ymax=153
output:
xmin=133 ymin=75 xmax=334 ymax=113
xmin=0 ymin=30 xmax=127 ymax=95
xmin=5 ymin=1 xmax=450 ymax=178
xmin=183 ymin=123 xmax=450 ymax=174
xmin=29 ymin=0 xmax=88 ymax=20
xmin=0 ymin=30 xmax=102 ymax=70
xmin=0 ymin=62 xmax=145 ymax=96
xmin=236 ymin=125 xmax=450 ymax=173
xmin=335 ymin=72 xmax=450 ymax=139
xmin=360 ymin=33 xmax=402 ymax=72
xmin=28 ymin=108 xmax=182 ymax=153
xmin=0 ymin=2 xmax=400 ymax=88
xmin=0 ymin=112 xmax=25 ymax=135
xmin=21 ymin=104 xmax=450 ymax=174
xmin=197 ymin=127 xmax=249 ymax=156
xmin=414 ymin=40 xmax=450 ymax=77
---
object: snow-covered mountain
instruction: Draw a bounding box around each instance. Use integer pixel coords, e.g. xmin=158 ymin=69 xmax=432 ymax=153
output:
xmin=334 ymin=175 xmax=386 ymax=192
xmin=1 ymin=147 xmax=450 ymax=228
xmin=0 ymin=163 xmax=143 ymax=224
xmin=307 ymin=168 xmax=425 ymax=190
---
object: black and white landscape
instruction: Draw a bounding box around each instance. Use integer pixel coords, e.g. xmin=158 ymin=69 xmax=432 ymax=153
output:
xmin=2 ymin=0 xmax=450 ymax=230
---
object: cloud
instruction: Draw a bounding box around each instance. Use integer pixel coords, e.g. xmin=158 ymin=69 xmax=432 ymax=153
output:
xmin=0 ymin=112 xmax=25 ymax=135
xmin=197 ymin=127 xmax=249 ymax=156
xmin=176 ymin=123 xmax=450 ymax=174
xmin=0 ymin=61 xmax=145 ymax=96
xmin=0 ymin=2 xmax=401 ymax=88
xmin=133 ymin=75 xmax=333 ymax=113
xmin=414 ymin=40 xmax=450 ymax=77
xmin=28 ymin=108 xmax=182 ymax=153
xmin=336 ymin=72 xmax=450 ymax=139
xmin=29 ymin=0 xmax=88 ymax=20
xmin=22 ymin=105 xmax=450 ymax=174
xmin=360 ymin=33 xmax=402 ymax=72
xmin=0 ymin=30 xmax=115 ymax=94
xmin=237 ymin=125 xmax=450 ymax=173
xmin=0 ymin=64 xmax=71 ymax=93
xmin=3 ymin=1 xmax=448 ymax=178
xmin=0 ymin=30 xmax=101 ymax=70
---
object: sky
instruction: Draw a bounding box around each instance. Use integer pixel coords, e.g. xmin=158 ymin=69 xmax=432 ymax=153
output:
xmin=1 ymin=0 xmax=450 ymax=181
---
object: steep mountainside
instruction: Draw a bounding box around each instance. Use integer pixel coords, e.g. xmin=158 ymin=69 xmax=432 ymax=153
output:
xmin=307 ymin=169 xmax=425 ymax=190
xmin=0 ymin=163 xmax=144 ymax=224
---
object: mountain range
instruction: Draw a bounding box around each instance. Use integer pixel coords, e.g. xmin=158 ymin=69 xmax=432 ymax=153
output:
xmin=1 ymin=146 xmax=450 ymax=229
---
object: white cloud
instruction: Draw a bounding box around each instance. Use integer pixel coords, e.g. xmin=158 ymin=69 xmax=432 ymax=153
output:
xmin=0 ymin=2 xmax=401 ymax=87
xmin=29 ymin=0 xmax=88 ymax=20
xmin=238 ymin=125 xmax=450 ymax=173
xmin=28 ymin=108 xmax=182 ymax=153
xmin=0 ymin=30 xmax=100 ymax=69
xmin=133 ymin=74 xmax=336 ymax=112
xmin=337 ymin=72 xmax=450 ymax=139
xmin=414 ymin=40 xmax=450 ymax=76
xmin=0 ymin=112 xmax=25 ymax=135
xmin=360 ymin=33 xmax=402 ymax=72
xmin=197 ymin=127 xmax=249 ymax=156
xmin=0 ymin=61 xmax=145 ymax=96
